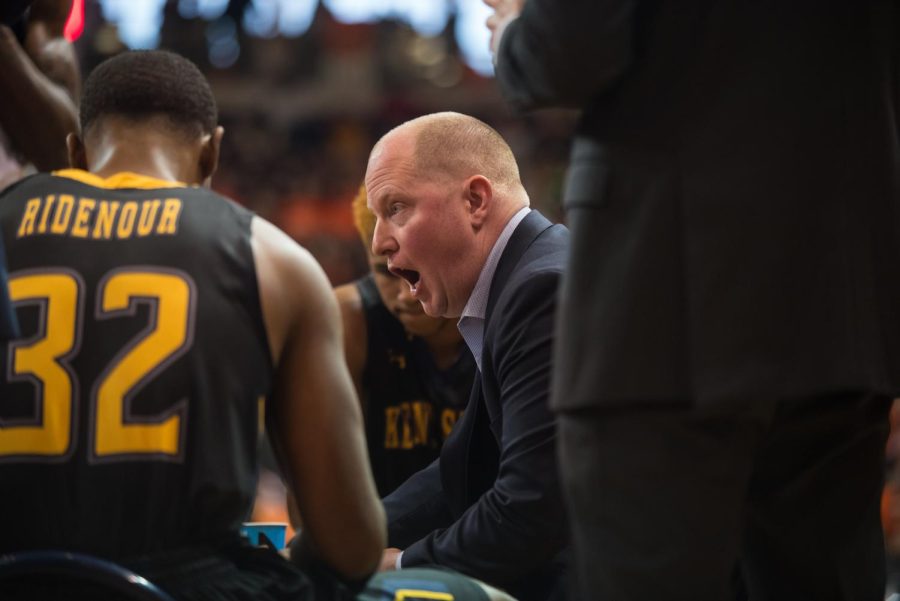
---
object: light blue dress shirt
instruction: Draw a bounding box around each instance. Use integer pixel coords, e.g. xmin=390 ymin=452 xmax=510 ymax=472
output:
xmin=457 ymin=206 xmax=531 ymax=372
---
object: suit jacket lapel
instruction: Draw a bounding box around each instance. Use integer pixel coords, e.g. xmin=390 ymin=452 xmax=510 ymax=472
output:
xmin=443 ymin=211 xmax=554 ymax=517
xmin=485 ymin=211 xmax=553 ymax=324
xmin=481 ymin=211 xmax=553 ymax=432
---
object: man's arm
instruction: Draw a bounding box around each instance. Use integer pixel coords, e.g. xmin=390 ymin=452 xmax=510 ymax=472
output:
xmin=399 ymin=270 xmax=567 ymax=587
xmin=382 ymin=457 xmax=453 ymax=548
xmin=334 ymin=283 xmax=367 ymax=398
xmin=0 ymin=0 xmax=79 ymax=170
xmin=489 ymin=0 xmax=637 ymax=111
xmin=252 ymin=217 xmax=386 ymax=581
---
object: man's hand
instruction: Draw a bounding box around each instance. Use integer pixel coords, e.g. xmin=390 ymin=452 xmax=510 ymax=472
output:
xmin=379 ymin=547 xmax=402 ymax=572
xmin=484 ymin=0 xmax=524 ymax=60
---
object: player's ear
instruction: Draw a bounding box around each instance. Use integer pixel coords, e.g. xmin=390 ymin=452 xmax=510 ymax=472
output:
xmin=199 ymin=126 xmax=224 ymax=187
xmin=66 ymin=132 xmax=87 ymax=170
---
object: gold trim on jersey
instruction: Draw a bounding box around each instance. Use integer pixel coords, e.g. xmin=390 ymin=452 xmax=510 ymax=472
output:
xmin=52 ymin=169 xmax=187 ymax=190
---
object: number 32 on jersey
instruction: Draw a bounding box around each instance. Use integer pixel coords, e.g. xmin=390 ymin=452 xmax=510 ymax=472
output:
xmin=0 ymin=267 xmax=196 ymax=461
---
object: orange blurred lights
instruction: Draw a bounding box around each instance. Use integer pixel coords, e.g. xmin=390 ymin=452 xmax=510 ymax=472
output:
xmin=63 ymin=0 xmax=84 ymax=42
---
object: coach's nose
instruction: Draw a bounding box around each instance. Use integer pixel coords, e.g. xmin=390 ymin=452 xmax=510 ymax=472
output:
xmin=371 ymin=218 xmax=397 ymax=258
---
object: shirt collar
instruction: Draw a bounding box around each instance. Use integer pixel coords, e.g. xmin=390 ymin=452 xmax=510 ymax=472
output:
xmin=457 ymin=206 xmax=530 ymax=370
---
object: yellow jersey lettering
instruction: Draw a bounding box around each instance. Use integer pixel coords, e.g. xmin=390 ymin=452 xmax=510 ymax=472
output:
xmin=17 ymin=198 xmax=41 ymax=238
xmin=71 ymin=198 xmax=96 ymax=238
xmin=384 ymin=400 xmax=437 ymax=450
xmin=136 ymin=199 xmax=161 ymax=236
xmin=156 ymin=198 xmax=182 ymax=235
xmin=50 ymin=194 xmax=75 ymax=234
xmin=17 ymin=195 xmax=181 ymax=240
xmin=37 ymin=195 xmax=55 ymax=233
xmin=399 ymin=402 xmax=415 ymax=450
xmin=412 ymin=401 xmax=431 ymax=446
xmin=92 ymin=200 xmax=119 ymax=240
xmin=441 ymin=408 xmax=461 ymax=439
xmin=116 ymin=202 xmax=137 ymax=239
xmin=384 ymin=406 xmax=400 ymax=449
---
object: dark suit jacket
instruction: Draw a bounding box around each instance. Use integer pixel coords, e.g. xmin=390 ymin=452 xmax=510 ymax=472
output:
xmin=383 ymin=211 xmax=570 ymax=601
xmin=495 ymin=1 xmax=900 ymax=410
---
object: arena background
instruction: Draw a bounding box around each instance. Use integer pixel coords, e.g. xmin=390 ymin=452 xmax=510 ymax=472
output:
xmin=39 ymin=2 xmax=900 ymax=596
xmin=66 ymin=0 xmax=576 ymax=285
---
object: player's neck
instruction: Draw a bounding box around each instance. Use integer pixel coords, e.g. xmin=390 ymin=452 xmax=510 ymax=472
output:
xmin=89 ymin=146 xmax=195 ymax=184
xmin=85 ymin=126 xmax=203 ymax=185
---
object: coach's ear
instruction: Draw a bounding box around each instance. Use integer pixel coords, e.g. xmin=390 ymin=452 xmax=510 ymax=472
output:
xmin=199 ymin=125 xmax=224 ymax=188
xmin=66 ymin=132 xmax=87 ymax=170
xmin=464 ymin=174 xmax=493 ymax=230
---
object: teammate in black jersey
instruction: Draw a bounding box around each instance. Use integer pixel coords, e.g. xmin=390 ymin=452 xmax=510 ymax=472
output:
xmin=0 ymin=49 xmax=511 ymax=601
xmin=335 ymin=186 xmax=475 ymax=497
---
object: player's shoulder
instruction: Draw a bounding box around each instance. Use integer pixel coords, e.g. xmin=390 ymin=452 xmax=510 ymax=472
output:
xmin=335 ymin=280 xmax=363 ymax=314
xmin=250 ymin=215 xmax=319 ymax=275
xmin=0 ymin=172 xmax=55 ymax=198
xmin=250 ymin=216 xmax=342 ymax=325
xmin=251 ymin=215 xmax=340 ymax=363
xmin=334 ymin=278 xmax=368 ymax=345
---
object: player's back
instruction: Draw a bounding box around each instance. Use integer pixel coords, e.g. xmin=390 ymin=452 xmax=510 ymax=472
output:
xmin=0 ymin=169 xmax=271 ymax=559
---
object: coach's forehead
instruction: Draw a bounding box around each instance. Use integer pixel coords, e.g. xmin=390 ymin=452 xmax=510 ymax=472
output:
xmin=366 ymin=134 xmax=415 ymax=195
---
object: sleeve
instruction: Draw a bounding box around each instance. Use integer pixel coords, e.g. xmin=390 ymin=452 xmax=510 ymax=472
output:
xmin=399 ymin=271 xmax=567 ymax=587
xmin=494 ymin=0 xmax=638 ymax=112
xmin=383 ymin=458 xmax=454 ymax=550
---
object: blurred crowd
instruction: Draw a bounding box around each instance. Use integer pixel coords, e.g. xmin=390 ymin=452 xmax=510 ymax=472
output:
xmin=73 ymin=2 xmax=576 ymax=286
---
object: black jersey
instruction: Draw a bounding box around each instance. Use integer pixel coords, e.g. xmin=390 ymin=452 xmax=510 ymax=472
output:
xmin=0 ymin=233 xmax=18 ymax=340
xmin=0 ymin=170 xmax=271 ymax=559
xmin=357 ymin=275 xmax=474 ymax=497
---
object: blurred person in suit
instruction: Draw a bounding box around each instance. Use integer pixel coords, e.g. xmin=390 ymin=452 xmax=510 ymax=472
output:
xmin=488 ymin=1 xmax=900 ymax=599
xmin=883 ymin=400 xmax=900 ymax=597
xmin=368 ymin=111 xmax=570 ymax=601
xmin=336 ymin=184 xmax=475 ymax=497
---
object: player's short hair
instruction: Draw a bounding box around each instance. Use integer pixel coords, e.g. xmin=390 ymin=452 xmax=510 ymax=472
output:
xmin=352 ymin=184 xmax=376 ymax=249
xmin=80 ymin=50 xmax=217 ymax=138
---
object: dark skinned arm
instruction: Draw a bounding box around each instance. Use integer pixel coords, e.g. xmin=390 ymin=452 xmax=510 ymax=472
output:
xmin=0 ymin=0 xmax=79 ymax=171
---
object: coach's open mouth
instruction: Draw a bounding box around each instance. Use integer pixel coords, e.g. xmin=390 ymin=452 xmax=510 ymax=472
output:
xmin=392 ymin=267 xmax=420 ymax=289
